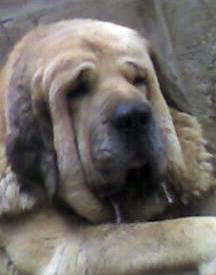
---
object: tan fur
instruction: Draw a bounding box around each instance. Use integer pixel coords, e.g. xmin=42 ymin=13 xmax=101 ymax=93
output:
xmin=0 ymin=19 xmax=216 ymax=275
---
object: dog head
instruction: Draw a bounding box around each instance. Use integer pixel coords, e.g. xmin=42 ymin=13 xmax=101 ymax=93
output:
xmin=2 ymin=19 xmax=212 ymax=223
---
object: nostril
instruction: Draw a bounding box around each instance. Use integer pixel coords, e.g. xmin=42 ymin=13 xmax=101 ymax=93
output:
xmin=139 ymin=108 xmax=151 ymax=125
xmin=112 ymin=101 xmax=152 ymax=132
xmin=119 ymin=115 xmax=133 ymax=130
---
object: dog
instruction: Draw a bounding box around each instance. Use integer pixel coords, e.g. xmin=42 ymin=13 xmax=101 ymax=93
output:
xmin=0 ymin=19 xmax=216 ymax=275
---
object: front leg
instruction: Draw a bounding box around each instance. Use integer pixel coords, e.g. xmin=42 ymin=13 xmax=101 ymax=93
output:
xmin=78 ymin=217 xmax=216 ymax=275
xmin=2 ymin=210 xmax=216 ymax=275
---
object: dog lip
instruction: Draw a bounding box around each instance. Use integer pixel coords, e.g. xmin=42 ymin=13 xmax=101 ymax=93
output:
xmin=126 ymin=163 xmax=151 ymax=183
xmin=93 ymin=149 xmax=120 ymax=167
xmin=98 ymin=188 xmax=122 ymax=198
xmin=94 ymin=149 xmax=147 ymax=167
xmin=96 ymin=162 xmax=155 ymax=199
xmin=124 ymin=162 xmax=166 ymax=197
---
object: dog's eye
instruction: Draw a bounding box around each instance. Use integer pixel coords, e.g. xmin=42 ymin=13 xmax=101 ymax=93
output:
xmin=122 ymin=61 xmax=146 ymax=87
xmin=68 ymin=79 xmax=88 ymax=100
xmin=133 ymin=75 xmax=146 ymax=87
xmin=67 ymin=70 xmax=90 ymax=100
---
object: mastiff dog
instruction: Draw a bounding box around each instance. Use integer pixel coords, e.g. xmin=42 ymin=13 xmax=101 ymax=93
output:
xmin=0 ymin=19 xmax=216 ymax=275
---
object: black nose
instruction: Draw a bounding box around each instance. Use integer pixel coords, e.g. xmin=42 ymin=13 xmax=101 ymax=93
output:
xmin=111 ymin=101 xmax=152 ymax=133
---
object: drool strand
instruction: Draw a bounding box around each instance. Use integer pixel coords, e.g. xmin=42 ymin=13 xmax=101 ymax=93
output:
xmin=110 ymin=198 xmax=122 ymax=224
xmin=161 ymin=182 xmax=174 ymax=204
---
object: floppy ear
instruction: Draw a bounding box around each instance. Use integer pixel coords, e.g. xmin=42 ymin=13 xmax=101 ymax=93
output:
xmin=42 ymin=58 xmax=112 ymax=223
xmin=148 ymin=48 xmax=215 ymax=202
xmin=170 ymin=108 xmax=215 ymax=202
xmin=144 ymin=47 xmax=186 ymax=196
xmin=150 ymin=50 xmax=191 ymax=114
xmin=5 ymin=58 xmax=58 ymax=201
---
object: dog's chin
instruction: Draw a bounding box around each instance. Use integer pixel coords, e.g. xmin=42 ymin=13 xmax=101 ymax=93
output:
xmin=94 ymin=156 xmax=164 ymax=193
xmin=125 ymin=162 xmax=161 ymax=194
xmin=85 ymin=149 xmax=170 ymax=223
xmin=95 ymin=162 xmax=159 ymax=197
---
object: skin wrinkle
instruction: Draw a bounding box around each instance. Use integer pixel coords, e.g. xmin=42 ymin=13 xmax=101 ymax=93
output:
xmin=44 ymin=242 xmax=67 ymax=275
xmin=48 ymin=59 xmax=112 ymax=222
xmin=42 ymin=54 xmax=97 ymax=96
xmin=70 ymin=98 xmax=92 ymax=210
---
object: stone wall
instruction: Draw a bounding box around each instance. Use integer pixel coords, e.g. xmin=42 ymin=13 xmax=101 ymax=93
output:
xmin=160 ymin=0 xmax=216 ymax=163
xmin=0 ymin=0 xmax=216 ymax=166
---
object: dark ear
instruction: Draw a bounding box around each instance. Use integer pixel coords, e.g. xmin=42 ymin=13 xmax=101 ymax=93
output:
xmin=150 ymin=49 xmax=192 ymax=114
xmin=6 ymin=64 xmax=58 ymax=198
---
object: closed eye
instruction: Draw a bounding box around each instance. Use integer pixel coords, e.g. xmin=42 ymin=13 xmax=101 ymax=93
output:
xmin=120 ymin=59 xmax=147 ymax=88
xmin=133 ymin=75 xmax=146 ymax=87
xmin=67 ymin=72 xmax=89 ymax=100
xmin=66 ymin=66 xmax=95 ymax=100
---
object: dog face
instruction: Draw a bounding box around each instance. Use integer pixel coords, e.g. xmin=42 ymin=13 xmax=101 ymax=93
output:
xmin=62 ymin=23 xmax=167 ymax=197
xmin=4 ymin=19 xmax=211 ymax=223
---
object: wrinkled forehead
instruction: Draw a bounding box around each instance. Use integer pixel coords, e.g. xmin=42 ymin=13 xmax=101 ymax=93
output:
xmin=43 ymin=20 xmax=149 ymax=60
xmin=73 ymin=20 xmax=148 ymax=51
xmin=32 ymin=20 xmax=152 ymax=99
